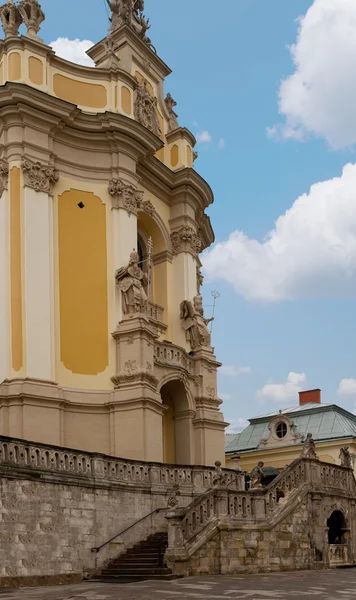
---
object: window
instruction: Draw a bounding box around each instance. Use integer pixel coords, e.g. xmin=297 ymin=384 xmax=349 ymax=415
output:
xmin=276 ymin=422 xmax=287 ymax=439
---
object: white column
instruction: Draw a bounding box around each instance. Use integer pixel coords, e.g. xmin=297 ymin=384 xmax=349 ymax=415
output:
xmin=112 ymin=208 xmax=137 ymax=325
xmin=23 ymin=187 xmax=54 ymax=381
xmin=0 ymin=189 xmax=9 ymax=383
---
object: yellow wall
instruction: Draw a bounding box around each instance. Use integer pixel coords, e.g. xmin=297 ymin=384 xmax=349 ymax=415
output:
xmin=53 ymin=74 xmax=107 ymax=109
xmin=10 ymin=167 xmax=23 ymax=372
xmin=58 ymin=189 xmax=109 ymax=375
xmin=28 ymin=57 xmax=43 ymax=86
xmin=121 ymin=86 xmax=132 ymax=115
xmin=163 ymin=396 xmax=176 ymax=463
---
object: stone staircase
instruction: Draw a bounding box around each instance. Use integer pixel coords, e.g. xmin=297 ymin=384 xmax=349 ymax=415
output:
xmin=91 ymin=532 xmax=181 ymax=583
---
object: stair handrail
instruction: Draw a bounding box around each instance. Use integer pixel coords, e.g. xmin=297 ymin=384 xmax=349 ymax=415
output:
xmin=91 ymin=507 xmax=167 ymax=554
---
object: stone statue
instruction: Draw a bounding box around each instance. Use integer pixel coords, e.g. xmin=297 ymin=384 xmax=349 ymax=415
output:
xmin=115 ymin=250 xmax=148 ymax=315
xmin=196 ymin=266 xmax=204 ymax=294
xmin=165 ymin=93 xmax=179 ymax=133
xmin=180 ymin=295 xmax=213 ymax=350
xmin=213 ymin=460 xmax=225 ymax=487
xmin=340 ymin=446 xmax=352 ymax=468
xmin=301 ymin=433 xmax=318 ymax=459
xmin=250 ymin=461 xmax=264 ymax=489
xmin=105 ymin=0 xmax=152 ymax=47
xmin=134 ymin=79 xmax=161 ymax=138
xmin=167 ymin=484 xmax=180 ymax=509
xmin=0 ymin=0 xmax=22 ymax=37
xmin=18 ymin=0 xmax=44 ymax=36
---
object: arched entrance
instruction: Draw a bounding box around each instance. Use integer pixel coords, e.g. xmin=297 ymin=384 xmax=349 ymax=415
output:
xmin=327 ymin=510 xmax=347 ymax=544
xmin=161 ymin=379 xmax=194 ymax=465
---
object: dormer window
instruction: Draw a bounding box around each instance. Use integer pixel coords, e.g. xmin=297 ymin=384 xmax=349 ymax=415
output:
xmin=276 ymin=421 xmax=288 ymax=439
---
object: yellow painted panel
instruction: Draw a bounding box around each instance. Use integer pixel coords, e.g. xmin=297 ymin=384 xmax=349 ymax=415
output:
xmin=53 ymin=74 xmax=107 ymax=109
xmin=186 ymin=145 xmax=193 ymax=168
xmin=8 ymin=52 xmax=21 ymax=81
xmin=134 ymin=70 xmax=153 ymax=96
xmin=121 ymin=86 xmax=132 ymax=115
xmin=170 ymin=144 xmax=179 ymax=168
xmin=58 ymin=189 xmax=109 ymax=375
xmin=10 ymin=167 xmax=23 ymax=372
xmin=29 ymin=56 xmax=43 ymax=86
xmin=163 ymin=396 xmax=176 ymax=463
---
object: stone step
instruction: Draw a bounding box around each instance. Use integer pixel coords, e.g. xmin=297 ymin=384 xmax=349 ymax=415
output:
xmin=101 ymin=567 xmax=171 ymax=576
xmin=90 ymin=574 xmax=181 ymax=583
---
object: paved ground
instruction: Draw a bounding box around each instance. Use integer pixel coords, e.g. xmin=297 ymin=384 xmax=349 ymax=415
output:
xmin=1 ymin=570 xmax=356 ymax=600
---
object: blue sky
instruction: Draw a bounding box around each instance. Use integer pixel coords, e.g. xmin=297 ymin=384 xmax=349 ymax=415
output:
xmin=41 ymin=0 xmax=356 ymax=431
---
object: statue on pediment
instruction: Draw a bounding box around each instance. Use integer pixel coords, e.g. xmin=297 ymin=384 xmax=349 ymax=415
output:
xmin=116 ymin=250 xmax=148 ymax=315
xmin=105 ymin=0 xmax=152 ymax=46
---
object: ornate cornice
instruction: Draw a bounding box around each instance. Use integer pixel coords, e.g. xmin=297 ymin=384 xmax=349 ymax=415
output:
xmin=21 ymin=157 xmax=59 ymax=193
xmin=109 ymin=177 xmax=155 ymax=216
xmin=171 ymin=226 xmax=202 ymax=258
xmin=0 ymin=158 xmax=9 ymax=198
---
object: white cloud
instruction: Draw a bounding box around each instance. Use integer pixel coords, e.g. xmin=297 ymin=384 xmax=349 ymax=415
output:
xmin=226 ymin=418 xmax=249 ymax=434
xmin=257 ymin=372 xmax=307 ymax=404
xmin=218 ymin=137 xmax=225 ymax=150
xmin=270 ymin=0 xmax=356 ymax=149
xmin=338 ymin=378 xmax=356 ymax=396
xmin=219 ymin=365 xmax=253 ymax=377
xmin=50 ymin=38 xmax=95 ymax=67
xmin=219 ymin=393 xmax=232 ymax=401
xmin=203 ymin=162 xmax=356 ymax=302
xmin=196 ymin=130 xmax=212 ymax=143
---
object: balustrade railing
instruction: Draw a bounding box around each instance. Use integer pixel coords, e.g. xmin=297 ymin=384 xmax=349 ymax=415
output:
xmin=154 ymin=341 xmax=194 ymax=374
xmin=0 ymin=436 xmax=238 ymax=493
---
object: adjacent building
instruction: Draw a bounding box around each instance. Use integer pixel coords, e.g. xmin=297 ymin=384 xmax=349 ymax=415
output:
xmin=225 ymin=389 xmax=356 ymax=472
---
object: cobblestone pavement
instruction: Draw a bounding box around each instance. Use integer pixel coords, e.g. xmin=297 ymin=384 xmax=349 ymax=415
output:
xmin=1 ymin=570 xmax=356 ymax=600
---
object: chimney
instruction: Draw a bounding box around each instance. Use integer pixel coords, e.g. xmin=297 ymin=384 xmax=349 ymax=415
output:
xmin=299 ymin=389 xmax=321 ymax=406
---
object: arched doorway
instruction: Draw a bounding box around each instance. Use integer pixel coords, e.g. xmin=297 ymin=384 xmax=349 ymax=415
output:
xmin=327 ymin=510 xmax=347 ymax=544
xmin=161 ymin=379 xmax=194 ymax=465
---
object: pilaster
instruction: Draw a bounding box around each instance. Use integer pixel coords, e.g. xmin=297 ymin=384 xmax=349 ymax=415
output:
xmin=22 ymin=157 xmax=57 ymax=381
xmin=0 ymin=160 xmax=9 ymax=383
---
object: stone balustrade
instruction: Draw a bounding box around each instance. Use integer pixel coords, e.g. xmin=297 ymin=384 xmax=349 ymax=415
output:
xmin=0 ymin=435 xmax=238 ymax=494
xmin=154 ymin=341 xmax=194 ymax=374
xmin=166 ymin=457 xmax=356 ymax=554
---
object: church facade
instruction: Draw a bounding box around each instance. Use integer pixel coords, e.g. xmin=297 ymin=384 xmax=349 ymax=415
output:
xmin=0 ymin=0 xmax=227 ymax=465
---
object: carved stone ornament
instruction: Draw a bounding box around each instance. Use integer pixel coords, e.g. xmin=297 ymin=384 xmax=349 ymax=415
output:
xmin=134 ymin=79 xmax=161 ymax=138
xmin=115 ymin=250 xmax=148 ymax=315
xmin=180 ymin=295 xmax=213 ymax=351
xmin=109 ymin=178 xmax=155 ymax=217
xmin=167 ymin=484 xmax=180 ymax=510
xmin=0 ymin=158 xmax=9 ymax=197
xmin=164 ymin=93 xmax=179 ymax=133
xmin=197 ymin=266 xmax=204 ymax=294
xmin=18 ymin=0 xmax=44 ymax=37
xmin=301 ymin=432 xmax=318 ymax=460
xmin=21 ymin=157 xmax=59 ymax=193
xmin=171 ymin=226 xmax=202 ymax=258
xmin=111 ymin=369 xmax=158 ymax=389
xmin=339 ymin=446 xmax=354 ymax=469
xmin=0 ymin=1 xmax=22 ymax=37
xmin=105 ymin=0 xmax=156 ymax=51
xmin=250 ymin=461 xmax=264 ymax=489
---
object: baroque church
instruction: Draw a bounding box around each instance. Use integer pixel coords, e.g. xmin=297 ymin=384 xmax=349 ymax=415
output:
xmin=0 ymin=0 xmax=227 ymax=465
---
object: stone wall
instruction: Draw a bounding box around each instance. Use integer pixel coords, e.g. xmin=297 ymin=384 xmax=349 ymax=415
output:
xmin=0 ymin=435 xmax=238 ymax=588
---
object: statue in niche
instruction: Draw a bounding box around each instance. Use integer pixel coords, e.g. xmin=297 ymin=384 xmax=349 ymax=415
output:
xmin=301 ymin=433 xmax=318 ymax=459
xmin=115 ymin=250 xmax=148 ymax=315
xmin=250 ymin=461 xmax=264 ymax=489
xmin=180 ymin=295 xmax=213 ymax=350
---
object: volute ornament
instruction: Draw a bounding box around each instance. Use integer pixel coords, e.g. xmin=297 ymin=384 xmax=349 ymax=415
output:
xmin=0 ymin=158 xmax=9 ymax=197
xmin=18 ymin=0 xmax=44 ymax=37
xmin=134 ymin=79 xmax=161 ymax=138
xmin=21 ymin=157 xmax=59 ymax=193
xmin=164 ymin=93 xmax=179 ymax=133
xmin=115 ymin=250 xmax=148 ymax=315
xmin=171 ymin=226 xmax=202 ymax=258
xmin=0 ymin=1 xmax=22 ymax=37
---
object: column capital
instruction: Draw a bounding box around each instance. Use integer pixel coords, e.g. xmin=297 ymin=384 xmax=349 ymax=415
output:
xmin=109 ymin=177 xmax=155 ymax=216
xmin=0 ymin=158 xmax=9 ymax=198
xmin=171 ymin=225 xmax=202 ymax=258
xmin=21 ymin=156 xmax=59 ymax=194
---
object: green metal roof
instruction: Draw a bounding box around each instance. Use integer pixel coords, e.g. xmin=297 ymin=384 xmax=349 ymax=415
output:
xmin=225 ymin=402 xmax=356 ymax=454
